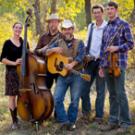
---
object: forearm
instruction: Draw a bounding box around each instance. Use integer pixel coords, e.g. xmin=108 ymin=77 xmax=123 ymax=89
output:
xmin=34 ymin=45 xmax=49 ymax=56
xmin=2 ymin=58 xmax=16 ymax=66
xmin=70 ymin=61 xmax=78 ymax=68
xmin=118 ymin=23 xmax=134 ymax=52
xmin=46 ymin=48 xmax=56 ymax=56
xmin=118 ymin=41 xmax=134 ymax=52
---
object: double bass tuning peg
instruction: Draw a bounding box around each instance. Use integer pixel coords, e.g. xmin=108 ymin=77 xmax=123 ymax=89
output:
xmin=25 ymin=8 xmax=32 ymax=26
xmin=26 ymin=8 xmax=32 ymax=17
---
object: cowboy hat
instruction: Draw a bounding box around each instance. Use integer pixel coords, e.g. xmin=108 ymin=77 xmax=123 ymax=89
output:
xmin=61 ymin=19 xmax=74 ymax=29
xmin=46 ymin=13 xmax=62 ymax=22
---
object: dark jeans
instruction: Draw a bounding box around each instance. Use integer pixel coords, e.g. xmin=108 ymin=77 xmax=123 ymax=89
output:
xmin=45 ymin=71 xmax=58 ymax=89
xmin=104 ymin=68 xmax=131 ymax=127
xmin=81 ymin=60 xmax=106 ymax=118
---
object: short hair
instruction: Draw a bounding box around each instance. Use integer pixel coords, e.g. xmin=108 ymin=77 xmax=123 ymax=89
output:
xmin=92 ymin=4 xmax=104 ymax=13
xmin=13 ymin=22 xmax=23 ymax=28
xmin=107 ymin=1 xmax=118 ymax=9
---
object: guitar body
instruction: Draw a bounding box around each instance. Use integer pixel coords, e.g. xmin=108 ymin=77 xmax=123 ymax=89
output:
xmin=47 ymin=53 xmax=91 ymax=81
xmin=47 ymin=53 xmax=69 ymax=76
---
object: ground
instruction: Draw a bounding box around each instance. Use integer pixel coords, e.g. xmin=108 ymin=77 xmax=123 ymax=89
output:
xmin=0 ymin=65 xmax=135 ymax=135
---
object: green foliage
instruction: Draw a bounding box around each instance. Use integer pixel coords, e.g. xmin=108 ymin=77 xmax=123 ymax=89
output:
xmin=113 ymin=0 xmax=134 ymax=21
xmin=0 ymin=13 xmax=17 ymax=52
xmin=0 ymin=0 xmax=134 ymax=48
xmin=0 ymin=13 xmax=34 ymax=52
xmin=58 ymin=0 xmax=84 ymax=20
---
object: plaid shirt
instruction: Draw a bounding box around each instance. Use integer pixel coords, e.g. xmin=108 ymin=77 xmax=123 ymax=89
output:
xmin=100 ymin=17 xmax=134 ymax=69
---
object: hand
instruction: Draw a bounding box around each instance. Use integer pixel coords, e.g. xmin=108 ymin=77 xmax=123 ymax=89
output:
xmin=15 ymin=58 xmax=22 ymax=65
xmin=65 ymin=63 xmax=74 ymax=71
xmin=106 ymin=46 xmax=119 ymax=53
xmin=46 ymin=47 xmax=63 ymax=56
xmin=53 ymin=47 xmax=63 ymax=54
xmin=99 ymin=68 xmax=104 ymax=78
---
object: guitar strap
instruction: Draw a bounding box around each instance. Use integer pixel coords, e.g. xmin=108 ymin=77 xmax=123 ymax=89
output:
xmin=86 ymin=23 xmax=94 ymax=54
xmin=72 ymin=39 xmax=80 ymax=57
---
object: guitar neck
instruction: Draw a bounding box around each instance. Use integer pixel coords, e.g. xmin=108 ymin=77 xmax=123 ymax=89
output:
xmin=71 ymin=69 xmax=81 ymax=75
xmin=70 ymin=68 xmax=90 ymax=82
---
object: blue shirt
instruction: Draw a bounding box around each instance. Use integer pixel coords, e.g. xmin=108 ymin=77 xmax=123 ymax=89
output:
xmin=100 ymin=17 xmax=134 ymax=69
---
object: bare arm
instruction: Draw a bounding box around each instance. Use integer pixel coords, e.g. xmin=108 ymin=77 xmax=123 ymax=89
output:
xmin=2 ymin=58 xmax=22 ymax=66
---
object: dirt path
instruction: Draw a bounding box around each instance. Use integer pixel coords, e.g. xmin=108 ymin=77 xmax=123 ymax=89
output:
xmin=0 ymin=112 xmax=135 ymax=135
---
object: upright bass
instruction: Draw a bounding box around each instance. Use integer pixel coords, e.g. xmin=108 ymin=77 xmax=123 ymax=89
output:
xmin=16 ymin=9 xmax=54 ymax=124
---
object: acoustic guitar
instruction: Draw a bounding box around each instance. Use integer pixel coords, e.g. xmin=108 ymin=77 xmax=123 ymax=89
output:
xmin=47 ymin=53 xmax=91 ymax=82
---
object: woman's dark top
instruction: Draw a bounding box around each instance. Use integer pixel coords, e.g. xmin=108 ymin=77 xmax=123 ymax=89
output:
xmin=0 ymin=38 xmax=23 ymax=70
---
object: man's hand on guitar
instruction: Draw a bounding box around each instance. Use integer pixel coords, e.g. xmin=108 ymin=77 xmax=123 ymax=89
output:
xmin=65 ymin=63 xmax=74 ymax=71
xmin=53 ymin=47 xmax=63 ymax=54
xmin=46 ymin=47 xmax=63 ymax=56
xmin=65 ymin=61 xmax=78 ymax=71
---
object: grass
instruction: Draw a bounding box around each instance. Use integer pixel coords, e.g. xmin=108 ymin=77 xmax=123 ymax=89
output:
xmin=0 ymin=63 xmax=135 ymax=135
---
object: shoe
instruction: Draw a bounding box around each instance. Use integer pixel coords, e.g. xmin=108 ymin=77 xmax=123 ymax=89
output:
xmin=93 ymin=117 xmax=103 ymax=124
xmin=100 ymin=124 xmax=119 ymax=131
xmin=116 ymin=127 xmax=129 ymax=134
xmin=59 ymin=122 xmax=69 ymax=130
xmin=79 ymin=113 xmax=91 ymax=124
xmin=55 ymin=122 xmax=69 ymax=134
xmin=11 ymin=122 xmax=19 ymax=130
xmin=66 ymin=123 xmax=76 ymax=131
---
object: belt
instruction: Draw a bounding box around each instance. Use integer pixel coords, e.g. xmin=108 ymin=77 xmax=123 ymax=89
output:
xmin=85 ymin=55 xmax=100 ymax=62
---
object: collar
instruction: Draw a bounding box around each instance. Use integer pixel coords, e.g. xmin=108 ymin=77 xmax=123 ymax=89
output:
xmin=108 ymin=17 xmax=120 ymax=25
xmin=93 ymin=20 xmax=107 ymax=29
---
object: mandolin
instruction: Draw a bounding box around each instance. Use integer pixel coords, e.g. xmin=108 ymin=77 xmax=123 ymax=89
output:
xmin=47 ymin=53 xmax=91 ymax=81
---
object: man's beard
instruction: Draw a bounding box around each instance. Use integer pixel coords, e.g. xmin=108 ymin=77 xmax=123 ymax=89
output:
xmin=64 ymin=34 xmax=73 ymax=41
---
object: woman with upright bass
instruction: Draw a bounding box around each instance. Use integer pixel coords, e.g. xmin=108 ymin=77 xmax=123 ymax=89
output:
xmin=1 ymin=10 xmax=54 ymax=130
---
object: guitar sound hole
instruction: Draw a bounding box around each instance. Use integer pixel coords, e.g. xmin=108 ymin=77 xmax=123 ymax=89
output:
xmin=56 ymin=61 xmax=64 ymax=71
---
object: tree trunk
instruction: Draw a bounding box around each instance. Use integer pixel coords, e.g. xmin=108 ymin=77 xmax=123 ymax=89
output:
xmin=51 ymin=0 xmax=57 ymax=14
xmin=84 ymin=0 xmax=91 ymax=26
xmin=130 ymin=0 xmax=135 ymax=25
xmin=33 ymin=0 xmax=42 ymax=36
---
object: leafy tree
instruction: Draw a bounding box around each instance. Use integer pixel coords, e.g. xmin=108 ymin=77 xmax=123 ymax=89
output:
xmin=51 ymin=0 xmax=57 ymax=13
xmin=84 ymin=0 xmax=92 ymax=26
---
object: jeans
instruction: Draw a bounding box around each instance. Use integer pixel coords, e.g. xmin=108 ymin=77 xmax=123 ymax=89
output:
xmin=81 ymin=60 xmax=105 ymax=118
xmin=54 ymin=73 xmax=82 ymax=124
xmin=104 ymin=68 xmax=131 ymax=127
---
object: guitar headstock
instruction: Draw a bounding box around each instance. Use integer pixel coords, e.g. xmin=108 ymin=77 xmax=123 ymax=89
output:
xmin=80 ymin=74 xmax=91 ymax=82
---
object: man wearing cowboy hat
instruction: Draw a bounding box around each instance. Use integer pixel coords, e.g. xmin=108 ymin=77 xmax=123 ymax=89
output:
xmin=46 ymin=19 xmax=85 ymax=131
xmin=34 ymin=13 xmax=62 ymax=89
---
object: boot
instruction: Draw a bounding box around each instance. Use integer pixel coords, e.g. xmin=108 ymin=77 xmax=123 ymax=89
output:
xmin=14 ymin=107 xmax=18 ymax=123
xmin=10 ymin=108 xmax=19 ymax=130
